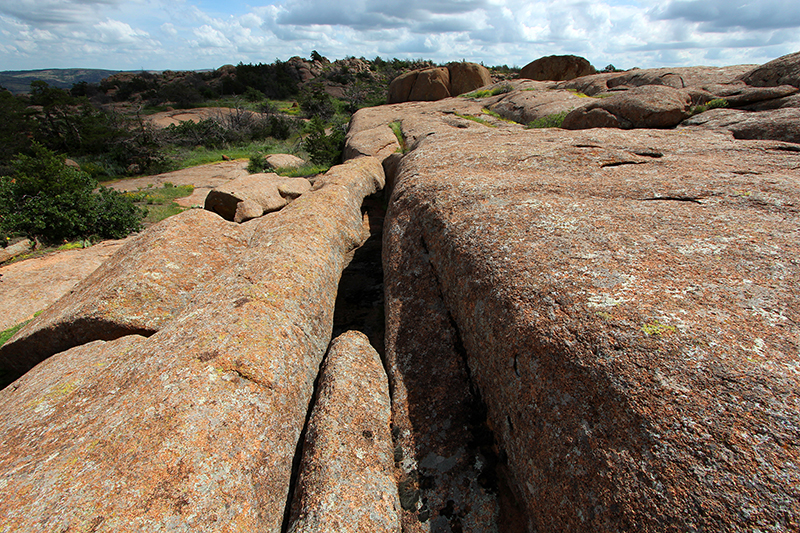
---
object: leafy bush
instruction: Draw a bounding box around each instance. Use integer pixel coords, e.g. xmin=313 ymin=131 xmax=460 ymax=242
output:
xmin=298 ymin=84 xmax=336 ymax=120
xmin=303 ymin=117 xmax=344 ymax=166
xmin=527 ymin=111 xmax=569 ymax=129
xmin=247 ymin=153 xmax=268 ymax=173
xmin=233 ymin=61 xmax=300 ymax=99
xmin=0 ymin=144 xmax=144 ymax=243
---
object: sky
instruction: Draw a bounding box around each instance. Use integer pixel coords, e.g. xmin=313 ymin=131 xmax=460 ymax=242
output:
xmin=0 ymin=0 xmax=799 ymax=72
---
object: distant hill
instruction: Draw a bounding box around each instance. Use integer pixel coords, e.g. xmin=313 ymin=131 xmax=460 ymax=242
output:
xmin=0 ymin=68 xmax=123 ymax=94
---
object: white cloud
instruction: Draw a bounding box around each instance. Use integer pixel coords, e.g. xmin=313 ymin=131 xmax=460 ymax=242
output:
xmin=0 ymin=0 xmax=798 ymax=71
xmin=94 ymin=19 xmax=150 ymax=43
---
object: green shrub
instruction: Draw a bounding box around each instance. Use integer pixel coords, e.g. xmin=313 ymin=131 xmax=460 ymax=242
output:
xmin=303 ymin=117 xmax=345 ymax=166
xmin=0 ymin=144 xmax=144 ymax=243
xmin=389 ymin=121 xmax=407 ymax=153
xmin=247 ymin=153 xmax=267 ymax=173
xmin=527 ymin=111 xmax=569 ymax=129
xmin=690 ymin=98 xmax=729 ymax=116
xmin=299 ymin=84 xmax=336 ymax=120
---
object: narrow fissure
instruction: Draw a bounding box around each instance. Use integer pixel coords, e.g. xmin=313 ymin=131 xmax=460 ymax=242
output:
xmin=420 ymin=232 xmax=530 ymax=532
xmin=280 ymin=343 xmax=328 ymax=533
xmin=330 ymin=191 xmax=386 ymax=356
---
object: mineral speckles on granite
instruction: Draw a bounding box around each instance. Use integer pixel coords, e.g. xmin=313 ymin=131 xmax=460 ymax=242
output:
xmin=385 ymin=126 xmax=799 ymax=531
xmin=0 ymin=157 xmax=386 ymax=532
xmin=287 ymin=330 xmax=400 ymax=533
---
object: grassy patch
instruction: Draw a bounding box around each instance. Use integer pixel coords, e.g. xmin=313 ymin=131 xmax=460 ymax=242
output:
xmin=57 ymin=240 xmax=93 ymax=251
xmin=389 ymin=121 xmax=408 ymax=153
xmin=460 ymin=83 xmax=513 ymax=99
xmin=164 ymin=139 xmax=299 ymax=170
xmin=481 ymin=108 xmax=519 ymax=124
xmin=527 ymin=111 xmax=569 ymax=129
xmin=690 ymin=98 xmax=729 ymax=116
xmin=128 ymin=182 xmax=195 ymax=224
xmin=456 ymin=113 xmax=497 ymax=128
xmin=0 ymin=310 xmax=41 ymax=348
xmin=0 ymin=319 xmax=32 ymax=348
xmin=271 ymin=163 xmax=331 ymax=178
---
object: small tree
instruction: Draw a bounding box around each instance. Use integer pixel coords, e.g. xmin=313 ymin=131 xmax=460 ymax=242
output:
xmin=303 ymin=117 xmax=344 ymax=167
xmin=0 ymin=144 xmax=144 ymax=243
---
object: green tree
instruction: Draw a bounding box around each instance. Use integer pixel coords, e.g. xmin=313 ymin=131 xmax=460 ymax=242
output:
xmin=0 ymin=144 xmax=144 ymax=243
xmin=303 ymin=117 xmax=344 ymax=167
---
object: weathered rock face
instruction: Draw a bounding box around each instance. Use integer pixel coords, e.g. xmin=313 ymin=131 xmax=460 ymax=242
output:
xmin=387 ymin=70 xmax=419 ymax=104
xmin=287 ymin=330 xmax=400 ymax=533
xmin=408 ymin=67 xmax=451 ymax=102
xmin=563 ymin=85 xmax=692 ymax=129
xmin=486 ymin=88 xmax=590 ymax=124
xmin=204 ymin=173 xmax=312 ymax=222
xmin=387 ymin=63 xmax=491 ymax=103
xmin=558 ymin=65 xmax=756 ymax=96
xmin=520 ymin=54 xmax=596 ymax=81
xmin=740 ymin=50 xmax=800 ymax=88
xmin=681 ymin=107 xmax=800 ymax=144
xmin=0 ymin=157 xmax=385 ymax=532
xmin=383 ymin=125 xmax=799 ymax=532
xmin=0 ymin=209 xmax=254 ymax=380
xmin=344 ymin=124 xmax=401 ymax=163
xmin=265 ymin=153 xmax=306 ymax=170
xmin=0 ymin=238 xmax=32 ymax=264
xmin=447 ymin=61 xmax=493 ymax=96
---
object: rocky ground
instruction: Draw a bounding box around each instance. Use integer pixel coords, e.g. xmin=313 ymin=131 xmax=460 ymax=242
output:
xmin=0 ymin=160 xmax=248 ymax=333
xmin=1 ymin=52 xmax=799 ymax=532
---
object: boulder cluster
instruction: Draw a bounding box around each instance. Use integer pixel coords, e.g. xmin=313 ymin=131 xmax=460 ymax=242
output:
xmin=0 ymin=51 xmax=798 ymax=532
xmin=387 ymin=62 xmax=492 ymax=103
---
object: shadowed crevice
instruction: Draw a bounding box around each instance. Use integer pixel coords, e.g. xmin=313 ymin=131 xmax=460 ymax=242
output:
xmin=0 ymin=319 xmax=156 ymax=390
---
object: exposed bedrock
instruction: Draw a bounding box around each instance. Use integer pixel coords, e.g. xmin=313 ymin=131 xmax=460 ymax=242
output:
xmin=384 ymin=127 xmax=799 ymax=531
xmin=0 ymin=157 xmax=385 ymax=531
xmin=287 ymin=330 xmax=400 ymax=533
xmin=0 ymin=208 xmax=256 ymax=380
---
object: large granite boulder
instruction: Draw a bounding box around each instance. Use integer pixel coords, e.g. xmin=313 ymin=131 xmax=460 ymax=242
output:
xmin=408 ymin=67 xmax=451 ymax=102
xmin=384 ymin=125 xmax=799 ymax=531
xmin=562 ymin=85 xmax=692 ymax=129
xmin=264 ymin=153 xmax=306 ymax=170
xmin=520 ymin=54 xmax=596 ymax=81
xmin=287 ymin=330 xmax=400 ymax=533
xmin=0 ymin=209 xmax=254 ymax=380
xmin=387 ymin=71 xmax=420 ymax=104
xmin=740 ymin=50 xmax=800 ymax=88
xmin=344 ymin=124 xmax=401 ymax=163
xmin=0 ymin=157 xmax=386 ymax=531
xmin=204 ymin=173 xmax=312 ymax=223
xmin=387 ymin=63 xmax=492 ymax=103
xmin=447 ymin=61 xmax=493 ymax=96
